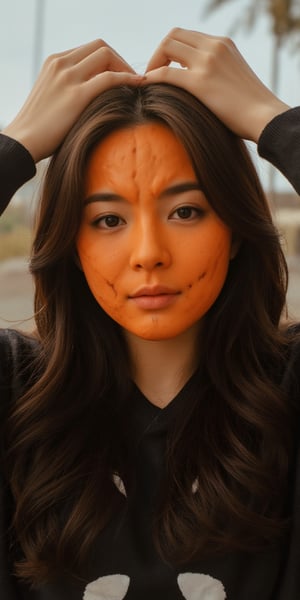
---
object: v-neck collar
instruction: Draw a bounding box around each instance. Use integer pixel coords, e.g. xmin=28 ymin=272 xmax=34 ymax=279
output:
xmin=129 ymin=367 xmax=201 ymax=438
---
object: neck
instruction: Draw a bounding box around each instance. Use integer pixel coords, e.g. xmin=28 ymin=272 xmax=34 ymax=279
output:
xmin=124 ymin=325 xmax=201 ymax=408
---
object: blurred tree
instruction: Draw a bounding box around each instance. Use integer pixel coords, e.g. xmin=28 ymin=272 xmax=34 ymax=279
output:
xmin=202 ymin=0 xmax=300 ymax=201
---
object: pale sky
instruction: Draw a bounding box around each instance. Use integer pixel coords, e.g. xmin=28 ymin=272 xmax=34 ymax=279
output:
xmin=1 ymin=0 xmax=300 ymax=191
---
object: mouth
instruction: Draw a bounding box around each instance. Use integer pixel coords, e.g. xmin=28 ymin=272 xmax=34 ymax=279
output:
xmin=129 ymin=286 xmax=180 ymax=310
xmin=130 ymin=285 xmax=179 ymax=298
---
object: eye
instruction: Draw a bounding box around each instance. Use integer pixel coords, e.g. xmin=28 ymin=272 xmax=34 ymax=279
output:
xmin=171 ymin=206 xmax=205 ymax=221
xmin=93 ymin=214 xmax=125 ymax=229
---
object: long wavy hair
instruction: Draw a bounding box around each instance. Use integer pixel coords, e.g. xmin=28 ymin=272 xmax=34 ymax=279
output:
xmin=4 ymin=84 xmax=297 ymax=584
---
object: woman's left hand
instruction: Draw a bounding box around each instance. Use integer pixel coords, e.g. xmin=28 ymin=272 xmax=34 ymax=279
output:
xmin=145 ymin=28 xmax=290 ymax=143
xmin=3 ymin=39 xmax=142 ymax=163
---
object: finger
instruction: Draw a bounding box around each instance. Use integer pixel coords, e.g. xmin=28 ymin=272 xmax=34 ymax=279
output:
xmin=48 ymin=39 xmax=134 ymax=74
xmin=146 ymin=28 xmax=228 ymax=72
xmin=84 ymin=71 xmax=145 ymax=99
xmin=103 ymin=45 xmax=134 ymax=73
xmin=146 ymin=37 xmax=198 ymax=72
xmin=74 ymin=45 xmax=136 ymax=81
xmin=166 ymin=27 xmax=221 ymax=49
xmin=52 ymin=39 xmax=110 ymax=65
xmin=144 ymin=66 xmax=192 ymax=90
xmin=69 ymin=39 xmax=134 ymax=73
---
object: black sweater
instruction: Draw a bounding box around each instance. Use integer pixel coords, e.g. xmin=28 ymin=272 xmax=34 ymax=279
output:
xmin=1 ymin=109 xmax=300 ymax=599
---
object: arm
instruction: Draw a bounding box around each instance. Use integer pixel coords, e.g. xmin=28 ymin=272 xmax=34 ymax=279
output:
xmin=0 ymin=134 xmax=36 ymax=215
xmin=145 ymin=29 xmax=299 ymax=191
xmin=1 ymin=39 xmax=142 ymax=214
xmin=257 ymin=108 xmax=300 ymax=195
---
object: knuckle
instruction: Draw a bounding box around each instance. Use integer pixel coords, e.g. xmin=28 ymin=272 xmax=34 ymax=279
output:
xmin=92 ymin=38 xmax=111 ymax=53
xmin=202 ymin=37 xmax=234 ymax=72
xmin=213 ymin=37 xmax=234 ymax=57
xmin=169 ymin=26 xmax=183 ymax=37
xmin=212 ymin=39 xmax=226 ymax=55
xmin=45 ymin=53 xmax=67 ymax=74
xmin=222 ymin=36 xmax=236 ymax=49
xmin=99 ymin=45 xmax=111 ymax=60
xmin=102 ymin=70 xmax=114 ymax=84
xmin=94 ymin=38 xmax=106 ymax=47
xmin=161 ymin=26 xmax=181 ymax=47
xmin=203 ymin=50 xmax=218 ymax=72
xmin=44 ymin=53 xmax=59 ymax=67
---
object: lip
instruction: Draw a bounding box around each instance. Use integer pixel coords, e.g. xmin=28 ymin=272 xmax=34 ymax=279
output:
xmin=129 ymin=286 xmax=180 ymax=310
xmin=130 ymin=285 xmax=179 ymax=298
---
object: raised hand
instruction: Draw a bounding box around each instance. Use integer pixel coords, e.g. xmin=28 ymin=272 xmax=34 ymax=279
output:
xmin=145 ymin=28 xmax=290 ymax=143
xmin=3 ymin=39 xmax=142 ymax=162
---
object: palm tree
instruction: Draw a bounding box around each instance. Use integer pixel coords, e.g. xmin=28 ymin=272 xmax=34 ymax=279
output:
xmin=202 ymin=0 xmax=300 ymax=201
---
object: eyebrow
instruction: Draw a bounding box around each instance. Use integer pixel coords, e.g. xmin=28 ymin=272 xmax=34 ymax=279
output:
xmin=84 ymin=182 xmax=203 ymax=205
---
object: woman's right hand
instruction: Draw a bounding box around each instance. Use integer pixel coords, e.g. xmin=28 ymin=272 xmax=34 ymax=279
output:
xmin=145 ymin=28 xmax=290 ymax=143
xmin=2 ymin=39 xmax=142 ymax=163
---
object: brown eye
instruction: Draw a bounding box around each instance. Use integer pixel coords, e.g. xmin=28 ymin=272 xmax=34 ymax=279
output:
xmin=177 ymin=207 xmax=193 ymax=219
xmin=93 ymin=214 xmax=125 ymax=229
xmin=103 ymin=215 xmax=121 ymax=227
xmin=171 ymin=206 xmax=205 ymax=221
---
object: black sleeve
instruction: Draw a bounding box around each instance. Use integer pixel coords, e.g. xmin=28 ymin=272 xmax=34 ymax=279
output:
xmin=0 ymin=133 xmax=36 ymax=216
xmin=257 ymin=107 xmax=300 ymax=195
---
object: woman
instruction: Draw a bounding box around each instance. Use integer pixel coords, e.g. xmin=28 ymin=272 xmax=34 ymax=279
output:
xmin=1 ymin=30 xmax=300 ymax=599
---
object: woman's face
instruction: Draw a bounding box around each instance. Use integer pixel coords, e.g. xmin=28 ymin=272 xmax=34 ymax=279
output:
xmin=76 ymin=123 xmax=234 ymax=340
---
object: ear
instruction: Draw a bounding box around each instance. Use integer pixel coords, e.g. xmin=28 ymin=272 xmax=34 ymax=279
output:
xmin=230 ymin=235 xmax=241 ymax=260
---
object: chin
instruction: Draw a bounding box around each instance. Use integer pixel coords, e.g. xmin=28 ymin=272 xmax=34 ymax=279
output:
xmin=129 ymin=326 xmax=189 ymax=342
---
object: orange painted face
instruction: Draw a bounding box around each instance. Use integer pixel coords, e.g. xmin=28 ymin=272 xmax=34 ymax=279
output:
xmin=76 ymin=124 xmax=234 ymax=340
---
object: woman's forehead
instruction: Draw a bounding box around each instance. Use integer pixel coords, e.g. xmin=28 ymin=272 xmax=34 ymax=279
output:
xmin=84 ymin=123 xmax=196 ymax=198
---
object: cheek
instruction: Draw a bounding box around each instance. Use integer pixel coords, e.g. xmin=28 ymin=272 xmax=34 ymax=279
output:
xmin=76 ymin=235 xmax=124 ymax=302
xmin=182 ymin=229 xmax=232 ymax=288
xmin=205 ymin=235 xmax=232 ymax=282
xmin=180 ymin=231 xmax=232 ymax=315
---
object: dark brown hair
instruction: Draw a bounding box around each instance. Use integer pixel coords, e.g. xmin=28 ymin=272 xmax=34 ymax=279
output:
xmin=4 ymin=84 xmax=296 ymax=584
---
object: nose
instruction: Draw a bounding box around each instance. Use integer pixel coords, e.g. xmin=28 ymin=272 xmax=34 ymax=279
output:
xmin=129 ymin=220 xmax=171 ymax=271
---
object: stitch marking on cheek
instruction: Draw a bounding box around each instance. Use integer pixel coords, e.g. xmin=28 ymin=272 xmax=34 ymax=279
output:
xmin=105 ymin=279 xmax=117 ymax=297
xmin=198 ymin=271 xmax=207 ymax=281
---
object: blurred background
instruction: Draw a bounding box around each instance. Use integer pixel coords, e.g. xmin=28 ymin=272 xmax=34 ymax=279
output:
xmin=0 ymin=0 xmax=300 ymax=331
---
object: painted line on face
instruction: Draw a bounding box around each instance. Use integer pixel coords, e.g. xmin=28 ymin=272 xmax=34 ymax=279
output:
xmin=77 ymin=123 xmax=233 ymax=341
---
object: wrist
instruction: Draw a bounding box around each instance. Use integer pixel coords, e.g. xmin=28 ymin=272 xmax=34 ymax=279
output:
xmin=251 ymin=100 xmax=291 ymax=144
xmin=2 ymin=123 xmax=39 ymax=163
